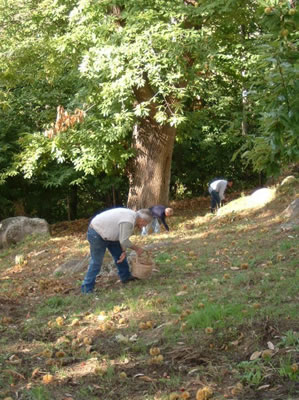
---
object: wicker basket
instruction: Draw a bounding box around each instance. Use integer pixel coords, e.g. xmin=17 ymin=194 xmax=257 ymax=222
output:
xmin=131 ymin=253 xmax=154 ymax=279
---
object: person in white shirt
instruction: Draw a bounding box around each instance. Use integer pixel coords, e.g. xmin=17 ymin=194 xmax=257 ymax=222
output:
xmin=81 ymin=208 xmax=152 ymax=293
xmin=208 ymin=178 xmax=233 ymax=214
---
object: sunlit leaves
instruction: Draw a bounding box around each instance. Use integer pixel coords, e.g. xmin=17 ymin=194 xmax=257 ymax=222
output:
xmin=241 ymin=0 xmax=299 ymax=173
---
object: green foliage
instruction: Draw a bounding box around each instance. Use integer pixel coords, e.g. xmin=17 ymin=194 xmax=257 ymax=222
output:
xmin=241 ymin=1 xmax=299 ymax=174
xmin=0 ymin=0 xmax=298 ymax=220
xmin=36 ymin=296 xmax=72 ymax=318
xmin=171 ymin=133 xmax=258 ymax=197
xmin=238 ymin=359 xmax=265 ymax=386
xmin=278 ymin=355 xmax=299 ymax=381
xmin=278 ymin=330 xmax=299 ymax=349
xmin=23 ymin=386 xmax=52 ymax=400
xmin=186 ymin=303 xmax=246 ymax=330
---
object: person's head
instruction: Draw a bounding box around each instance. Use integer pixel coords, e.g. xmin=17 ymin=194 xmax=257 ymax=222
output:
xmin=165 ymin=207 xmax=173 ymax=217
xmin=227 ymin=178 xmax=233 ymax=187
xmin=136 ymin=209 xmax=153 ymax=228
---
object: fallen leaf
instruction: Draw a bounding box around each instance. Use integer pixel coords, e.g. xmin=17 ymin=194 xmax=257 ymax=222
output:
xmin=250 ymin=351 xmax=261 ymax=361
xmin=196 ymin=386 xmax=213 ymax=400
xmin=56 ymin=336 xmax=70 ymax=345
xmin=32 ymin=368 xmax=40 ymax=378
xmin=119 ymin=372 xmax=127 ymax=379
xmin=291 ymin=363 xmax=298 ymax=373
xmin=176 ymin=291 xmax=188 ymax=296
xmin=138 ymin=375 xmax=156 ymax=382
xmin=240 ymin=263 xmax=249 ymax=270
xmin=257 ymin=384 xmax=270 ymax=391
xmin=70 ymin=318 xmax=80 ymax=326
xmin=55 ymin=350 xmax=66 ymax=358
xmin=42 ymin=374 xmax=54 ymax=384
xmin=149 ymin=355 xmax=164 ymax=365
xmin=146 ymin=320 xmax=154 ymax=328
xmin=231 ymin=382 xmax=243 ymax=395
xmin=129 ymin=334 xmax=138 ymax=342
xmin=169 ymin=393 xmax=180 ymax=400
xmin=83 ymin=337 xmax=92 ymax=345
xmin=267 ymin=341 xmax=275 ymax=350
xmin=139 ymin=322 xmax=147 ymax=330
xmin=56 ymin=316 xmax=64 ymax=326
xmin=1 ymin=317 xmax=13 ymax=324
xmin=149 ymin=347 xmax=160 ymax=356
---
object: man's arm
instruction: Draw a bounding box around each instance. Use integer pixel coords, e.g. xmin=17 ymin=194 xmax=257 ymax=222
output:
xmin=118 ymin=222 xmax=143 ymax=263
xmin=119 ymin=222 xmax=134 ymax=250
xmin=159 ymin=214 xmax=169 ymax=231
xmin=217 ymin=181 xmax=227 ymax=201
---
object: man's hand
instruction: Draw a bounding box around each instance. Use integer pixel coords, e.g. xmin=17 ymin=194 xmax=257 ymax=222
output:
xmin=117 ymin=251 xmax=126 ymax=263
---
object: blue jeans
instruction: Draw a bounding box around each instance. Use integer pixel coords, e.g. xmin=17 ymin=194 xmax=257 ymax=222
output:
xmin=141 ymin=218 xmax=160 ymax=236
xmin=210 ymin=190 xmax=221 ymax=212
xmin=81 ymin=227 xmax=132 ymax=293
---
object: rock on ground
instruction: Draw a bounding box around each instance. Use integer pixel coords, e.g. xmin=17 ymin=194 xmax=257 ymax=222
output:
xmin=0 ymin=216 xmax=50 ymax=249
xmin=280 ymin=198 xmax=299 ymax=231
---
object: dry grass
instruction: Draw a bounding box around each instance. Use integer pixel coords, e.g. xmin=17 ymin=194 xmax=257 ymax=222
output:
xmin=0 ymin=178 xmax=298 ymax=400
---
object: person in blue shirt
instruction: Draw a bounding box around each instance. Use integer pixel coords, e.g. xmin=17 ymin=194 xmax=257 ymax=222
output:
xmin=141 ymin=205 xmax=173 ymax=236
xmin=208 ymin=178 xmax=233 ymax=214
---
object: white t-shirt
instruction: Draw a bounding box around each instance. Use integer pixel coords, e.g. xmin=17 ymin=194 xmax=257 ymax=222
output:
xmin=90 ymin=208 xmax=136 ymax=243
xmin=208 ymin=180 xmax=228 ymax=200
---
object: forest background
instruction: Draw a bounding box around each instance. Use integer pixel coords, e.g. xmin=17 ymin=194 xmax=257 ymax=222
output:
xmin=0 ymin=0 xmax=298 ymax=223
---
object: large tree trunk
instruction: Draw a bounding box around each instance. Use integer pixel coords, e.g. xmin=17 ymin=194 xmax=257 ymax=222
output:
xmin=127 ymin=77 xmax=177 ymax=209
xmin=127 ymin=121 xmax=176 ymax=209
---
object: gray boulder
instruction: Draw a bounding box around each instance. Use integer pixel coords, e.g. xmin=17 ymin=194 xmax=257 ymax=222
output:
xmin=53 ymin=255 xmax=118 ymax=277
xmin=0 ymin=216 xmax=50 ymax=249
xmin=53 ymin=256 xmax=90 ymax=275
xmin=280 ymin=198 xmax=299 ymax=231
xmin=282 ymin=198 xmax=299 ymax=219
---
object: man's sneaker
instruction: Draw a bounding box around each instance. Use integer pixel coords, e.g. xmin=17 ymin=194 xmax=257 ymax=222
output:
xmin=122 ymin=276 xmax=140 ymax=284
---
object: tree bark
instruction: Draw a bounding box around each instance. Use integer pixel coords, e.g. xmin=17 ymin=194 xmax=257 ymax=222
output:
xmin=127 ymin=121 xmax=176 ymax=209
xmin=127 ymin=77 xmax=177 ymax=209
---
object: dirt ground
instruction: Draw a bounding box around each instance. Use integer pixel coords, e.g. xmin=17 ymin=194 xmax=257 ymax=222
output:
xmin=0 ymin=190 xmax=298 ymax=400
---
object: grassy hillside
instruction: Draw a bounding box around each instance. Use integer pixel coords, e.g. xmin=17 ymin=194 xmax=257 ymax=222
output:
xmin=0 ymin=179 xmax=298 ymax=400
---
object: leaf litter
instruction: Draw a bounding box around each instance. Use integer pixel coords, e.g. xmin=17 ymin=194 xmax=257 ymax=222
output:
xmin=0 ymin=190 xmax=298 ymax=399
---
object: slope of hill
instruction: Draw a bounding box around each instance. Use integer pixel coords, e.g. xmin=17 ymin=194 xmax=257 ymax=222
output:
xmin=0 ymin=178 xmax=298 ymax=400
